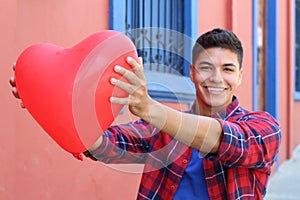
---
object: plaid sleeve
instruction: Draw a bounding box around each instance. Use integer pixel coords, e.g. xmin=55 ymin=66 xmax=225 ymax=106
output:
xmin=207 ymin=111 xmax=281 ymax=169
xmin=89 ymin=119 xmax=158 ymax=164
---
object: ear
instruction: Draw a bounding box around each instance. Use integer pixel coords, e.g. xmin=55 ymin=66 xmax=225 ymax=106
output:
xmin=237 ymin=68 xmax=243 ymax=86
xmin=189 ymin=64 xmax=195 ymax=82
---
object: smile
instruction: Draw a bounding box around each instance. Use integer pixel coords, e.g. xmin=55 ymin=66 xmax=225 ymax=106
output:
xmin=203 ymin=86 xmax=227 ymax=94
xmin=207 ymin=87 xmax=225 ymax=92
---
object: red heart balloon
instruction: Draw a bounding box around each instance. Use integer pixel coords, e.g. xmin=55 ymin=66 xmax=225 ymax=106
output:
xmin=14 ymin=30 xmax=138 ymax=153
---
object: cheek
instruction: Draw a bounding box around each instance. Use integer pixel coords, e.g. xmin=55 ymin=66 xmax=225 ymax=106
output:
xmin=193 ymin=73 xmax=208 ymax=83
xmin=228 ymin=77 xmax=241 ymax=88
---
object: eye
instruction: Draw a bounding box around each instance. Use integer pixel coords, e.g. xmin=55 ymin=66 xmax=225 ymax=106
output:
xmin=199 ymin=66 xmax=212 ymax=71
xmin=224 ymin=67 xmax=235 ymax=72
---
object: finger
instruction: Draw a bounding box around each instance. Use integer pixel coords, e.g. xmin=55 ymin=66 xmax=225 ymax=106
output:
xmin=110 ymin=97 xmax=129 ymax=105
xmin=12 ymin=87 xmax=20 ymax=99
xmin=9 ymin=76 xmax=16 ymax=87
xmin=20 ymin=102 xmax=26 ymax=109
xmin=126 ymin=57 xmax=145 ymax=80
xmin=138 ymin=57 xmax=143 ymax=65
xmin=126 ymin=56 xmax=142 ymax=71
xmin=110 ymin=77 xmax=135 ymax=94
xmin=114 ymin=65 xmax=141 ymax=86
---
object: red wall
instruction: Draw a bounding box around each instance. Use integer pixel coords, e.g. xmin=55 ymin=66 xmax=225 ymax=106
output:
xmin=1 ymin=0 xmax=300 ymax=199
xmin=277 ymin=0 xmax=300 ymax=163
xmin=1 ymin=1 xmax=142 ymax=200
xmin=285 ymin=1 xmax=300 ymax=160
xmin=277 ymin=0 xmax=291 ymax=163
xmin=198 ymin=0 xmax=253 ymax=110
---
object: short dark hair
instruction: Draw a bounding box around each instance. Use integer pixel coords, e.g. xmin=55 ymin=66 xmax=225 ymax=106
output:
xmin=192 ymin=28 xmax=243 ymax=68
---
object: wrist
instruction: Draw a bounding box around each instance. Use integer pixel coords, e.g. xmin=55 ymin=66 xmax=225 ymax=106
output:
xmin=141 ymin=99 xmax=167 ymax=130
xmin=88 ymin=136 xmax=103 ymax=152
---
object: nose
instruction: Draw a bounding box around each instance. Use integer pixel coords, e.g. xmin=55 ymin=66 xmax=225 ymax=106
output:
xmin=209 ymin=68 xmax=223 ymax=82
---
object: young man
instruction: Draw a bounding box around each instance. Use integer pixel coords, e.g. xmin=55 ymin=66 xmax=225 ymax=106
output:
xmin=11 ymin=28 xmax=281 ymax=199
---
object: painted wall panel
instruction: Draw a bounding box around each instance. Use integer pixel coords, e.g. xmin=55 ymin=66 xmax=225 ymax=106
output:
xmin=277 ymin=0 xmax=289 ymax=163
xmin=292 ymin=103 xmax=300 ymax=152
xmin=0 ymin=1 xmax=141 ymax=200
xmin=1 ymin=0 xmax=300 ymax=199
xmin=198 ymin=0 xmax=253 ymax=110
xmin=198 ymin=0 xmax=232 ymax=31
xmin=231 ymin=0 xmax=254 ymax=111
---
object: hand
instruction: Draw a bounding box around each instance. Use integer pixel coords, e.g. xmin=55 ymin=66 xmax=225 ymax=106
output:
xmin=110 ymin=57 xmax=154 ymax=119
xmin=9 ymin=63 xmax=25 ymax=108
xmin=110 ymin=57 xmax=222 ymax=153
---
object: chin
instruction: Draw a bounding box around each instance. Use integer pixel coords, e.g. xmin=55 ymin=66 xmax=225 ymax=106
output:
xmin=205 ymin=99 xmax=228 ymax=109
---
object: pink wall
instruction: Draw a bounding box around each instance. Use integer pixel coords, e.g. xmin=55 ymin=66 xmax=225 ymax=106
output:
xmin=198 ymin=0 xmax=253 ymax=110
xmin=276 ymin=0 xmax=300 ymax=162
xmin=292 ymin=103 xmax=300 ymax=153
xmin=277 ymin=0 xmax=291 ymax=162
xmin=1 ymin=0 xmax=300 ymax=199
xmin=1 ymin=1 xmax=141 ymax=200
xmin=285 ymin=1 xmax=300 ymax=160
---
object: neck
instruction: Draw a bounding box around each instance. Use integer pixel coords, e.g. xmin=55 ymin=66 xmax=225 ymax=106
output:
xmin=192 ymin=100 xmax=224 ymax=117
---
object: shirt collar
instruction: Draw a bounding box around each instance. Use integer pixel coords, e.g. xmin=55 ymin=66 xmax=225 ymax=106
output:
xmin=190 ymin=96 xmax=240 ymax=120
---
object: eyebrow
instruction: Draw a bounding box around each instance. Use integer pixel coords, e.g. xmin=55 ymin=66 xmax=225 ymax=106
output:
xmin=199 ymin=61 xmax=238 ymax=68
xmin=198 ymin=61 xmax=213 ymax=66
xmin=223 ymin=63 xmax=238 ymax=68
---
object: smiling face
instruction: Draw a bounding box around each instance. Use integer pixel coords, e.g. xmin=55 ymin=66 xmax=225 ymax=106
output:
xmin=190 ymin=47 xmax=243 ymax=116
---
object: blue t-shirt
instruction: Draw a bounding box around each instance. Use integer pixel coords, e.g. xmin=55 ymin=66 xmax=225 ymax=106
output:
xmin=173 ymin=149 xmax=210 ymax=199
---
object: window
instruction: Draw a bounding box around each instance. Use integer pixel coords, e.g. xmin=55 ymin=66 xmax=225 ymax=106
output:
xmin=110 ymin=0 xmax=197 ymax=103
xmin=295 ymin=0 xmax=300 ymax=99
xmin=124 ymin=0 xmax=190 ymax=76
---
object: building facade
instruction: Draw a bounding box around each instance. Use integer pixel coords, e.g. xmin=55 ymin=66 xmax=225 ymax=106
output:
xmin=1 ymin=0 xmax=299 ymax=199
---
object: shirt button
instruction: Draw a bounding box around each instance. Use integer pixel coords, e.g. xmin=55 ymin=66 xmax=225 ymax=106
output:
xmin=170 ymin=185 xmax=175 ymax=190
xmin=183 ymin=159 xmax=188 ymax=164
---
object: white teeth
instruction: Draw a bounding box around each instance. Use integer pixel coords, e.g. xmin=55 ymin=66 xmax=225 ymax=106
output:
xmin=207 ymin=87 xmax=224 ymax=92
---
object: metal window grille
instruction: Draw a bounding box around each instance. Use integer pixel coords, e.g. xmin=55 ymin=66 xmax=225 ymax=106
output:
xmin=296 ymin=0 xmax=300 ymax=92
xmin=125 ymin=0 xmax=186 ymax=75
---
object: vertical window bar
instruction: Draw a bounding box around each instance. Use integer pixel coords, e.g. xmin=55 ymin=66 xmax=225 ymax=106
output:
xmin=150 ymin=0 xmax=153 ymax=71
xmin=164 ymin=0 xmax=167 ymax=72
xmin=170 ymin=0 xmax=174 ymax=72
xmin=134 ymin=0 xmax=139 ymax=47
xmin=180 ymin=0 xmax=185 ymax=75
xmin=176 ymin=0 xmax=180 ymax=73
xmin=296 ymin=0 xmax=300 ymax=91
xmin=142 ymin=0 xmax=146 ymax=60
xmin=124 ymin=0 xmax=185 ymax=75
xmin=157 ymin=0 xmax=161 ymax=71
xmin=125 ymin=0 xmax=128 ymax=35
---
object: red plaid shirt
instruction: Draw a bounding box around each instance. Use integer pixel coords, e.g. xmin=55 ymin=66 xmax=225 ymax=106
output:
xmin=89 ymin=97 xmax=281 ymax=199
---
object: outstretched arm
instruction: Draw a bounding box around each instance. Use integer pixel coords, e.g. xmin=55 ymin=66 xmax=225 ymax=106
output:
xmin=110 ymin=57 xmax=222 ymax=154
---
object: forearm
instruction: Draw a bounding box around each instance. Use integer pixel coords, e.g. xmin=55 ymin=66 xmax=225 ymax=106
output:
xmin=110 ymin=57 xmax=222 ymax=153
xmin=88 ymin=135 xmax=103 ymax=152
xmin=142 ymin=99 xmax=222 ymax=153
